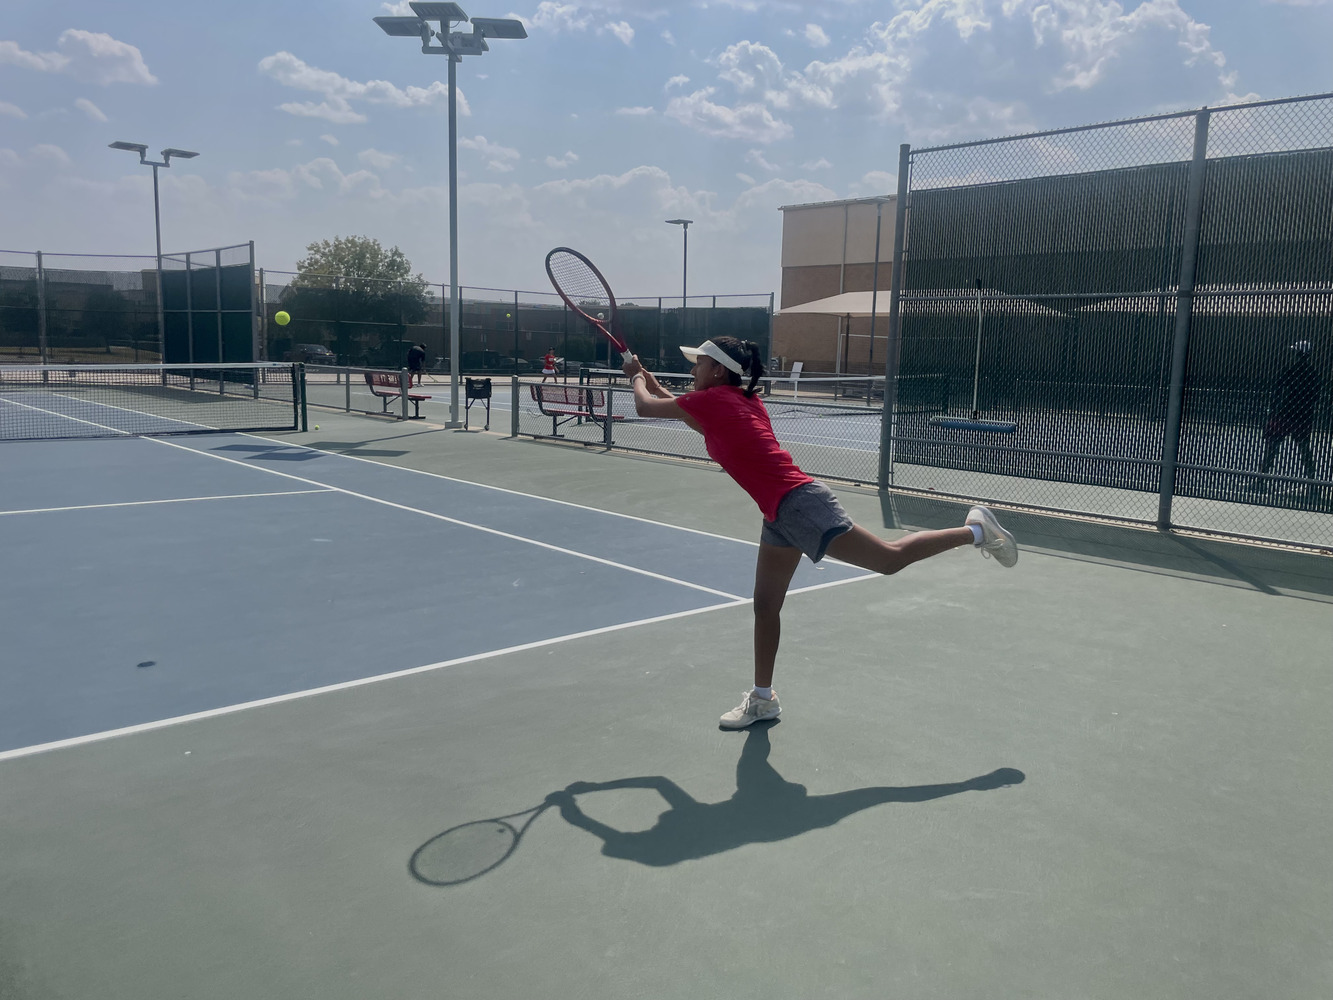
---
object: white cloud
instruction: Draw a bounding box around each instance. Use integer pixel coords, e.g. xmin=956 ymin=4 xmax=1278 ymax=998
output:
xmin=736 ymin=172 xmax=755 ymax=185
xmin=259 ymin=51 xmax=468 ymax=125
xmin=804 ymin=23 xmax=831 ymax=47
xmin=0 ymin=30 xmax=156 ymax=85
xmin=531 ymin=3 xmax=595 ymax=32
xmin=545 ymin=151 xmax=580 ymax=168
xmin=460 ymin=134 xmax=520 ymax=172
xmin=665 ymin=88 xmax=792 ymax=143
xmin=74 ymin=97 xmax=107 ymax=122
xmin=615 ymin=106 xmax=656 ymax=116
xmin=661 ymin=29 xmax=676 ymax=45
xmin=358 ymin=148 xmax=399 ymax=170
xmin=0 ymin=101 xmax=26 ymax=119
xmin=0 ymin=148 xmax=20 ymax=167
xmin=0 ymin=40 xmax=67 ymax=72
xmin=604 ymin=21 xmax=635 ymax=45
xmin=745 ymin=148 xmax=780 ymax=172
xmin=802 ymin=157 xmax=833 ymax=170
xmin=320 ymin=134 xmax=339 ymax=146
xmin=31 ymin=144 xmax=72 ymax=168
xmin=665 ymin=74 xmax=690 ymax=90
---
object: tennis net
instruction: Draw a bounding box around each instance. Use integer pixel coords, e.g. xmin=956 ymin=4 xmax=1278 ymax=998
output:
xmin=0 ymin=363 xmax=303 ymax=442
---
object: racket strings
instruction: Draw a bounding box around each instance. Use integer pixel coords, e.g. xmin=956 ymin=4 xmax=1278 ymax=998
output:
xmin=548 ymin=254 xmax=611 ymax=312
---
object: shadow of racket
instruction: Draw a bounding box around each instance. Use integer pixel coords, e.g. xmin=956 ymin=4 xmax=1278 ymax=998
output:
xmin=410 ymin=799 xmax=554 ymax=887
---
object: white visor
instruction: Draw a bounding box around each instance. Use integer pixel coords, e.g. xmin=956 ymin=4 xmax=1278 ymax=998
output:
xmin=680 ymin=339 xmax=744 ymax=374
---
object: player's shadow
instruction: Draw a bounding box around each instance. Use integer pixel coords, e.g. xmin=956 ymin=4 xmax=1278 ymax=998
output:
xmin=548 ymin=724 xmax=1024 ymax=867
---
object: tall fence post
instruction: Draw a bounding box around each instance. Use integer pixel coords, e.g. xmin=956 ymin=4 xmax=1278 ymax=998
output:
xmin=877 ymin=144 xmax=912 ymax=490
xmin=35 ymin=251 xmax=49 ymax=367
xmin=1157 ymin=110 xmax=1211 ymax=529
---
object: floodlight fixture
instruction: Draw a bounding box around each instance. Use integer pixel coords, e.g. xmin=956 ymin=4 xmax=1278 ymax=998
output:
xmin=444 ymin=31 xmax=488 ymax=55
xmin=470 ymin=17 xmax=526 ymax=39
xmin=409 ymin=2 xmax=467 ymax=21
xmin=665 ymin=220 xmax=694 ymax=312
xmin=108 ymin=140 xmax=201 ymax=361
xmin=373 ymin=2 xmax=528 ymax=427
xmin=374 ymin=15 xmax=428 ymax=36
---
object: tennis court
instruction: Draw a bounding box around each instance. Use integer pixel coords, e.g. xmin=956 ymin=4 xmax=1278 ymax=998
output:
xmin=2 ymin=406 xmax=1331 ymax=999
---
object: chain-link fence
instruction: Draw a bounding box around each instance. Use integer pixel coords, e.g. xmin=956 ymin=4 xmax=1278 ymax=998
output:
xmin=259 ymin=270 xmax=771 ymax=377
xmin=0 ymin=244 xmax=258 ymax=366
xmin=883 ymin=93 xmax=1333 ymax=551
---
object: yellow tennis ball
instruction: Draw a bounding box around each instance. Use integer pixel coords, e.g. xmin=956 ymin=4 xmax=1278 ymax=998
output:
xmin=274 ymin=310 xmax=291 ymax=326
xmin=313 ymin=424 xmax=320 ymax=430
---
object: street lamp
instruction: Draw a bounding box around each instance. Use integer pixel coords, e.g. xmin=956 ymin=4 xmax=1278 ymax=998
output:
xmin=109 ymin=141 xmax=199 ymax=362
xmin=375 ymin=3 xmax=527 ymax=427
xmin=665 ymin=218 xmax=692 ymax=318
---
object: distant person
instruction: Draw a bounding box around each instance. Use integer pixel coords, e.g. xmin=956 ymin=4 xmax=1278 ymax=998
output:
xmin=407 ymin=343 xmax=427 ymax=385
xmin=541 ymin=348 xmax=559 ymax=383
xmin=1252 ymin=340 xmax=1321 ymax=496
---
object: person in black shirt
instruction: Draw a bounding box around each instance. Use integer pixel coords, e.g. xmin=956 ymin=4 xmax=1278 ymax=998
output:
xmin=1252 ymin=340 xmax=1321 ymax=494
xmin=406 ymin=343 xmax=427 ymax=386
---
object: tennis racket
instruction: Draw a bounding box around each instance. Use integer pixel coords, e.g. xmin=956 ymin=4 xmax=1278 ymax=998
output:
xmin=545 ymin=247 xmax=632 ymax=365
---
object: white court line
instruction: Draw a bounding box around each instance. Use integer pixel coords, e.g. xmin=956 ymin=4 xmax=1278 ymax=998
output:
xmin=0 ymin=601 xmax=743 ymax=763
xmin=1 ymin=395 xmax=141 ymax=435
xmin=247 ymin=432 xmax=873 ymax=570
xmin=148 ymin=436 xmax=747 ymax=601
xmin=0 ymin=489 xmax=335 ymax=517
xmin=0 ymin=574 xmax=878 ymax=763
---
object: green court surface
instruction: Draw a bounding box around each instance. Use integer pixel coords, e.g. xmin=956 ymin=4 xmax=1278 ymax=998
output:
xmin=2 ymin=411 xmax=1330 ymax=1000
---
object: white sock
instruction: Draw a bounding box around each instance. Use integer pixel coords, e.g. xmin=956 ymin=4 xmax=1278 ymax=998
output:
xmin=968 ymin=524 xmax=985 ymax=546
xmin=752 ymin=686 xmax=774 ymax=700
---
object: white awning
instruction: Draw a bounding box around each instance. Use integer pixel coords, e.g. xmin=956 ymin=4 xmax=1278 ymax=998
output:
xmin=777 ymin=291 xmax=889 ymax=317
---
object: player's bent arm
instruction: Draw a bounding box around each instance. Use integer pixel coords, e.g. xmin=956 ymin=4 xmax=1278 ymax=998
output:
xmin=631 ymin=380 xmax=702 ymax=431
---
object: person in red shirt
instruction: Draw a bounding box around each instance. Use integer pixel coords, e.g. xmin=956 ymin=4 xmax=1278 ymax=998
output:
xmin=625 ymin=336 xmax=1017 ymax=729
xmin=541 ymin=349 xmax=559 ymax=383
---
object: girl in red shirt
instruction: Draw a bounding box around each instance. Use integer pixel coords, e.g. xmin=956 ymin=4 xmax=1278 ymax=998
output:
xmin=626 ymin=337 xmax=1017 ymax=729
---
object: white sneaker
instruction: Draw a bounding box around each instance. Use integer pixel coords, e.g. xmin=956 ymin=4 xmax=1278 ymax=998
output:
xmin=719 ymin=690 xmax=781 ymax=729
xmin=966 ymin=506 xmax=1018 ymax=567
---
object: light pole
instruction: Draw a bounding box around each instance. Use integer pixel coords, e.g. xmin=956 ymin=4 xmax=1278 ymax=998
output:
xmin=109 ymin=141 xmax=199 ymax=362
xmin=375 ymin=3 xmax=527 ymax=427
xmin=665 ymin=218 xmax=692 ymax=322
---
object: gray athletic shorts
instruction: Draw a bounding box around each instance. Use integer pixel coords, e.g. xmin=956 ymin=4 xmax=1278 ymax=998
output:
xmin=760 ymin=481 xmax=854 ymax=562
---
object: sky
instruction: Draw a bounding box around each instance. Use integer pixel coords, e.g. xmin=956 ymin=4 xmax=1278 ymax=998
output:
xmin=2 ymin=0 xmax=1331 ymax=301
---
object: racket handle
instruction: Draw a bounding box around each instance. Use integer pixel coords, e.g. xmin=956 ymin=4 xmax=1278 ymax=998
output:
xmin=620 ymin=351 xmax=634 ymax=367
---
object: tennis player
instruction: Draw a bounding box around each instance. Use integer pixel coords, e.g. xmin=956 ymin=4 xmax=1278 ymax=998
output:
xmin=624 ymin=337 xmax=1018 ymax=729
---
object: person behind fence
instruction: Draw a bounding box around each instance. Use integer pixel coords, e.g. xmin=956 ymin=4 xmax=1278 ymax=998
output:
xmin=623 ymin=335 xmax=1019 ymax=729
xmin=1252 ymin=340 xmax=1321 ymax=495
xmin=542 ymin=348 xmax=559 ymax=383
xmin=407 ymin=342 xmax=427 ymax=385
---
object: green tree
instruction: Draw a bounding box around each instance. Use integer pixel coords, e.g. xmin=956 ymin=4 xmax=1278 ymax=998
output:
xmin=282 ymin=236 xmax=432 ymax=365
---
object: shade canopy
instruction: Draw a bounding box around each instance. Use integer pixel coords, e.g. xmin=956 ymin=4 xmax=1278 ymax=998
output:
xmin=777 ymin=291 xmax=890 ymax=317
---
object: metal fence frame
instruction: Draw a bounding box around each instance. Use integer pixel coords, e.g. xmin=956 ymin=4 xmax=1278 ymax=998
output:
xmin=874 ymin=93 xmax=1333 ymax=552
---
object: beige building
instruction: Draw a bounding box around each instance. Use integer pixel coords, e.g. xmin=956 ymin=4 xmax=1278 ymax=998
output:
xmin=774 ymin=195 xmax=896 ymax=374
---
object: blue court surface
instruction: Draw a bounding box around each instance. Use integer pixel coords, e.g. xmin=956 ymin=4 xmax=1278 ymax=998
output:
xmin=0 ymin=433 xmax=871 ymax=756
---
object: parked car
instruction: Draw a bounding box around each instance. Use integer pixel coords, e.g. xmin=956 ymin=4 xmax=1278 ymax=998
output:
xmin=285 ymin=343 xmax=337 ymax=364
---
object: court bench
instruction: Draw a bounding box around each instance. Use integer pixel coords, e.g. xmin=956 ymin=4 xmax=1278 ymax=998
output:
xmin=364 ymin=371 xmax=431 ymax=418
xmin=529 ymin=384 xmax=623 ymax=437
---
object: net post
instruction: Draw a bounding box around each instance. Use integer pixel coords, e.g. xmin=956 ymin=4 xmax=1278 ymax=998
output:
xmin=344 ymin=365 xmax=352 ymax=411
xmin=876 ymin=143 xmax=911 ymax=491
xmin=1157 ymin=110 xmax=1211 ymax=530
xmin=296 ymin=363 xmax=307 ymax=432
xmin=603 ymin=389 xmax=614 ymax=448
xmin=400 ymin=368 xmax=411 ymax=420
xmin=510 ymin=375 xmax=519 ymax=437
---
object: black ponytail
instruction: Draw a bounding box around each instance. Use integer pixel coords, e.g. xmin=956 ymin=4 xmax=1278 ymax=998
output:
xmin=711 ymin=336 xmax=766 ymax=396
